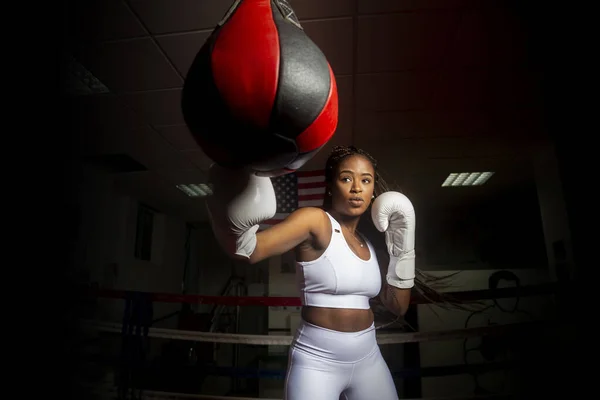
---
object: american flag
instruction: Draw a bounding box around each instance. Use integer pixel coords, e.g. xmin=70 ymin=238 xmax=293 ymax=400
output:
xmin=260 ymin=169 xmax=326 ymax=229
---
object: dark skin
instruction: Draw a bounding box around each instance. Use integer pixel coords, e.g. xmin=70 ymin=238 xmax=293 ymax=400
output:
xmin=249 ymin=155 xmax=411 ymax=332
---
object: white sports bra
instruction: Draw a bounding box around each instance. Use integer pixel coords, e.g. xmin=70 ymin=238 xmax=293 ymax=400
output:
xmin=295 ymin=212 xmax=382 ymax=309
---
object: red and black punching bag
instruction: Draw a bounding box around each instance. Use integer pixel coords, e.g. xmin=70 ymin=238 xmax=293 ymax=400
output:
xmin=181 ymin=0 xmax=338 ymax=177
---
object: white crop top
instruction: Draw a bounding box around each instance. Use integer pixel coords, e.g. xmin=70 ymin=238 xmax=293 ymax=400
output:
xmin=295 ymin=212 xmax=382 ymax=309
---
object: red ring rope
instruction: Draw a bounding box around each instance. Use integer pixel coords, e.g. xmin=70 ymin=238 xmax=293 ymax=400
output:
xmin=80 ymin=283 xmax=558 ymax=306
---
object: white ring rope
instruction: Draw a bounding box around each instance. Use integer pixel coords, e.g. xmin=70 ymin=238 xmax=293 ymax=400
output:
xmin=80 ymin=319 xmax=555 ymax=346
xmin=86 ymin=383 xmax=514 ymax=400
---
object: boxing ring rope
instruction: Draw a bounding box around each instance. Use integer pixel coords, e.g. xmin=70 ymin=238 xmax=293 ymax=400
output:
xmin=80 ymin=318 xmax=555 ymax=346
xmin=79 ymin=282 xmax=564 ymax=399
xmin=81 ymin=282 xmax=559 ymax=307
xmin=84 ymin=383 xmax=515 ymax=400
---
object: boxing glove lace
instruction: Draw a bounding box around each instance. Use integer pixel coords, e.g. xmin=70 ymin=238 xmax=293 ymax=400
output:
xmin=371 ymin=191 xmax=416 ymax=289
xmin=206 ymin=163 xmax=276 ymax=259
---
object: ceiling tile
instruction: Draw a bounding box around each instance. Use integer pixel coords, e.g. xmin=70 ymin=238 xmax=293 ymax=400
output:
xmin=442 ymin=10 xmax=492 ymax=68
xmin=356 ymin=11 xmax=462 ymax=73
xmin=155 ymin=168 xmax=209 ymax=185
xmin=182 ymin=150 xmax=214 ymax=171
xmin=355 ymin=110 xmax=497 ymax=142
xmin=358 ymin=0 xmax=471 ymax=14
xmin=302 ymin=18 xmax=354 ymax=76
xmin=69 ymin=95 xmax=148 ymax=156
xmin=156 ymin=31 xmax=212 ymax=78
xmin=119 ymin=89 xmax=185 ymax=126
xmin=412 ymin=0 xmax=477 ymax=10
xmin=75 ymin=38 xmax=183 ymax=93
xmin=355 ymin=136 xmax=534 ymax=165
xmin=357 ymin=0 xmax=413 ymax=14
xmin=68 ymin=94 xmax=146 ymax=131
xmin=427 ymin=68 xmax=492 ymax=111
xmin=356 ymin=107 xmax=546 ymax=145
xmin=488 ymin=107 xmax=546 ymax=140
xmin=126 ymin=126 xmax=196 ymax=171
xmin=65 ymin=0 xmax=147 ymax=46
xmin=291 ymin=0 xmax=355 ymax=19
xmin=355 ymin=71 xmax=436 ymax=112
xmin=128 ymin=0 xmax=231 ymax=34
xmin=441 ymin=7 xmax=531 ymax=70
xmin=487 ymin=67 xmax=542 ymax=108
xmin=155 ymin=125 xmax=201 ymax=151
xmin=487 ymin=5 xmax=530 ymax=67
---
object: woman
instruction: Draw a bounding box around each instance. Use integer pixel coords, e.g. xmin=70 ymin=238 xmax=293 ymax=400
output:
xmin=207 ymin=145 xmax=416 ymax=400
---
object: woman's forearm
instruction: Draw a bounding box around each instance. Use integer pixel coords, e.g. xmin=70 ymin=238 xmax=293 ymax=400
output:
xmin=381 ymin=284 xmax=411 ymax=317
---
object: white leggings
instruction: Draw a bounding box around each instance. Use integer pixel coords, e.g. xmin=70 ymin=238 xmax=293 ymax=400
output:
xmin=284 ymin=319 xmax=399 ymax=400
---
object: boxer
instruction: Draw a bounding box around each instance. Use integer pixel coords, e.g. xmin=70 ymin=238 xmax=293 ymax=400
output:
xmin=207 ymin=145 xmax=416 ymax=399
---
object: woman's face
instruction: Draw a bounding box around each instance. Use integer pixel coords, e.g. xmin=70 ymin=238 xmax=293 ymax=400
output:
xmin=329 ymin=155 xmax=375 ymax=218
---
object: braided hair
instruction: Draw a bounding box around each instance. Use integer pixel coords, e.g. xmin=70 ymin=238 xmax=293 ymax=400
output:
xmin=323 ymin=145 xmax=390 ymax=210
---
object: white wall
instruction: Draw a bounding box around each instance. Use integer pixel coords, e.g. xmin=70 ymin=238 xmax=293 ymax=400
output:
xmin=74 ymin=171 xmax=233 ymax=330
xmin=533 ymin=142 xmax=575 ymax=282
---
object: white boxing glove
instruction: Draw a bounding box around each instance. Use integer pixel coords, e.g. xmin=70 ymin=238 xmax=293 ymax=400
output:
xmin=371 ymin=191 xmax=416 ymax=289
xmin=206 ymin=163 xmax=276 ymax=259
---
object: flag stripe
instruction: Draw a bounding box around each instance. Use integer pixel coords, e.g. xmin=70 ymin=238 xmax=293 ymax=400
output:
xmin=299 ymin=199 xmax=324 ymax=207
xmin=299 ymin=187 xmax=325 ymax=196
xmin=297 ymin=170 xmax=324 ymax=177
xmin=298 ymin=181 xmax=326 ymax=189
xmin=298 ymin=193 xmax=324 ymax=201
xmin=258 ymin=169 xmax=325 ymax=229
xmin=297 ymin=176 xmax=325 ymax=184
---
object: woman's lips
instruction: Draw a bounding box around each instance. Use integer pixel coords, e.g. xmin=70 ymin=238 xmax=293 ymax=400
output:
xmin=349 ymin=198 xmax=364 ymax=207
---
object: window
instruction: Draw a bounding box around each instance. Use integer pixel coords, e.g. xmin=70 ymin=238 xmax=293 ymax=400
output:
xmin=135 ymin=203 xmax=155 ymax=261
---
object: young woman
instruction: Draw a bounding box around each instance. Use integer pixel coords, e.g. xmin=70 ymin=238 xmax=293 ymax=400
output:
xmin=207 ymin=145 xmax=416 ymax=400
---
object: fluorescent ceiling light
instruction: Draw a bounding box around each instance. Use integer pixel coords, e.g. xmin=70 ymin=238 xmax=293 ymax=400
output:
xmin=176 ymin=183 xmax=213 ymax=197
xmin=442 ymin=172 xmax=494 ymax=187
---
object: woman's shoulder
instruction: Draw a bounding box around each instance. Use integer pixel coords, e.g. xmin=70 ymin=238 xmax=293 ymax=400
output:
xmin=290 ymin=206 xmax=333 ymax=229
xmin=290 ymin=207 xmax=332 ymax=254
xmin=290 ymin=206 xmax=328 ymax=219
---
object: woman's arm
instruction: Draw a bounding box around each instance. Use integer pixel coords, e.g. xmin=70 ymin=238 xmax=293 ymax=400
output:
xmin=377 ymin=249 xmax=411 ymax=316
xmin=249 ymin=206 xmax=328 ymax=264
xmin=206 ymin=165 xmax=327 ymax=263
xmin=371 ymin=191 xmax=416 ymax=317
xmin=381 ymin=285 xmax=411 ymax=317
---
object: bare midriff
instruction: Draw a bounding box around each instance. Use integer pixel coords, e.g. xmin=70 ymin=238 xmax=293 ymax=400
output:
xmin=301 ymin=306 xmax=374 ymax=332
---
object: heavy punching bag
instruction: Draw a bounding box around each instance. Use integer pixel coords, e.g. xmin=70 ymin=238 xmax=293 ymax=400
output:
xmin=181 ymin=0 xmax=338 ymax=177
